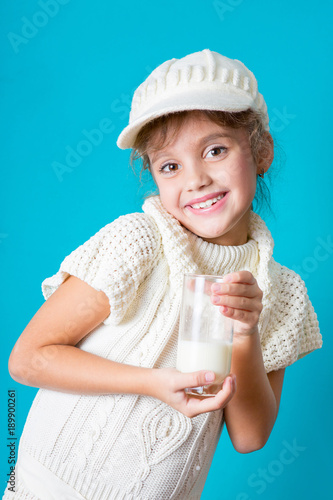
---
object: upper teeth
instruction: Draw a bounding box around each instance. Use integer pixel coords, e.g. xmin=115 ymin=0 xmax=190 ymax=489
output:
xmin=191 ymin=194 xmax=224 ymax=209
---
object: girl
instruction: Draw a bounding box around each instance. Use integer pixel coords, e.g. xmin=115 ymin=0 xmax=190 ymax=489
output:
xmin=5 ymin=49 xmax=322 ymax=499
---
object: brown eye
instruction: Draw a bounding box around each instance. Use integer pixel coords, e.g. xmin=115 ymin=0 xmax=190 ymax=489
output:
xmin=160 ymin=163 xmax=182 ymax=173
xmin=212 ymin=148 xmax=222 ymax=155
xmin=206 ymin=147 xmax=227 ymax=158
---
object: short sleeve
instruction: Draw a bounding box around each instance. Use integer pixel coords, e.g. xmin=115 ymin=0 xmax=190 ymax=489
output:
xmin=260 ymin=265 xmax=322 ymax=372
xmin=41 ymin=213 xmax=161 ymax=325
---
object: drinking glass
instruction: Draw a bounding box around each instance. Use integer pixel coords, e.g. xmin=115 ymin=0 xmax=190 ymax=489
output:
xmin=176 ymin=273 xmax=234 ymax=397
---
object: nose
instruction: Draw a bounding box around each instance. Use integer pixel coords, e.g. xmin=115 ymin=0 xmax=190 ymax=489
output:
xmin=185 ymin=159 xmax=212 ymax=192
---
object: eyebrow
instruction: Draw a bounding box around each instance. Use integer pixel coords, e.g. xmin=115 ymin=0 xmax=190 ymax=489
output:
xmin=149 ymin=132 xmax=233 ymax=163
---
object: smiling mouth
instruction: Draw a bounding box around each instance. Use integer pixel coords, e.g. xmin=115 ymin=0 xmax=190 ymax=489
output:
xmin=190 ymin=193 xmax=226 ymax=209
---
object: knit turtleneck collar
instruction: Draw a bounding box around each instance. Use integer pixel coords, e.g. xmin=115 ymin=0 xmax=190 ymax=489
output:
xmin=184 ymin=228 xmax=259 ymax=277
xmin=142 ymin=195 xmax=277 ymax=333
xmin=143 ymin=195 xmax=274 ymax=276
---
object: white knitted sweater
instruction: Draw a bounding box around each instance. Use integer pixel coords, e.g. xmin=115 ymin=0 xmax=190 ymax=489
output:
xmin=7 ymin=196 xmax=322 ymax=500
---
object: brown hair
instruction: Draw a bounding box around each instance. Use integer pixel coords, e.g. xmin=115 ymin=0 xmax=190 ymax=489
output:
xmin=130 ymin=109 xmax=276 ymax=216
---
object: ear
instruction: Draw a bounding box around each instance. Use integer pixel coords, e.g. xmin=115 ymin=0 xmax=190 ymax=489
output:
xmin=256 ymin=132 xmax=274 ymax=175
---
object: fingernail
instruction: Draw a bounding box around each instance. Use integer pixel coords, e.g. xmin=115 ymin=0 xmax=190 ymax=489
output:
xmin=212 ymin=295 xmax=219 ymax=304
xmin=205 ymin=372 xmax=215 ymax=382
xmin=211 ymin=284 xmax=221 ymax=292
xmin=223 ymin=275 xmax=232 ymax=283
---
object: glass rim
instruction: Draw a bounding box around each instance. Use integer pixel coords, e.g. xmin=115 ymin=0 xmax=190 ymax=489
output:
xmin=183 ymin=273 xmax=227 ymax=280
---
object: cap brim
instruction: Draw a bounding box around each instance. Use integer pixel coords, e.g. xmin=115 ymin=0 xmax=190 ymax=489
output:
xmin=116 ymin=89 xmax=254 ymax=150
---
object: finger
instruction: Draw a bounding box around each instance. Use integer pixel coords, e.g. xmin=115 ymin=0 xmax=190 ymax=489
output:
xmin=211 ymin=283 xmax=261 ymax=299
xmin=185 ymin=375 xmax=236 ymax=416
xmin=175 ymin=370 xmax=217 ymax=391
xmin=212 ymin=295 xmax=263 ymax=312
xmin=219 ymin=306 xmax=261 ymax=324
xmin=211 ymin=281 xmax=261 ymax=297
xmin=211 ymin=279 xmax=262 ymax=299
xmin=221 ymin=271 xmax=256 ymax=285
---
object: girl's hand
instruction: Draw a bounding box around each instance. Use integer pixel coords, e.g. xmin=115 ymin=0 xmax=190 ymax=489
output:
xmin=150 ymin=368 xmax=236 ymax=418
xmin=210 ymin=271 xmax=263 ymax=337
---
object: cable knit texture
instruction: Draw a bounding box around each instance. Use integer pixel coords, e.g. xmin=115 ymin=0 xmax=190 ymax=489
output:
xmin=3 ymin=196 xmax=322 ymax=500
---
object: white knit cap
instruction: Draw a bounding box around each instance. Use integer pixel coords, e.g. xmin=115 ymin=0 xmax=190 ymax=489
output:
xmin=117 ymin=49 xmax=269 ymax=150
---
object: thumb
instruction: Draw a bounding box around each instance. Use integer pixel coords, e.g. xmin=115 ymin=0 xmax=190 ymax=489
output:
xmin=177 ymin=370 xmax=216 ymax=390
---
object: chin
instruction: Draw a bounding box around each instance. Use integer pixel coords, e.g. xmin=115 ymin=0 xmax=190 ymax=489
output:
xmin=201 ymin=226 xmax=226 ymax=238
xmin=197 ymin=232 xmax=226 ymax=244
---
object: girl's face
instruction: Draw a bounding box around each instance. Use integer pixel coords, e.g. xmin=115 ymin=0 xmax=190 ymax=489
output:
xmin=148 ymin=114 xmax=261 ymax=246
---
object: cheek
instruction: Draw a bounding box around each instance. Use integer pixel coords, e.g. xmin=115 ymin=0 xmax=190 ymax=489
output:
xmin=157 ymin=182 xmax=177 ymax=210
xmin=216 ymin=160 xmax=256 ymax=188
xmin=236 ymin=155 xmax=257 ymax=182
xmin=240 ymin=168 xmax=257 ymax=198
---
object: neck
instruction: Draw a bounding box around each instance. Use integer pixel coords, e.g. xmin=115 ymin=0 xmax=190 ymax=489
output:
xmin=201 ymin=210 xmax=251 ymax=246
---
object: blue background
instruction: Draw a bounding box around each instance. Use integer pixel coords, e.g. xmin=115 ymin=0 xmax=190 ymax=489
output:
xmin=1 ymin=1 xmax=332 ymax=498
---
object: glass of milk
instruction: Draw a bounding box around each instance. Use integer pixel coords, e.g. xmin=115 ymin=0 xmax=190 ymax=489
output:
xmin=176 ymin=274 xmax=233 ymax=397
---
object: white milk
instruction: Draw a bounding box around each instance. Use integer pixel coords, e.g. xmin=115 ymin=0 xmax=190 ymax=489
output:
xmin=176 ymin=340 xmax=233 ymax=383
